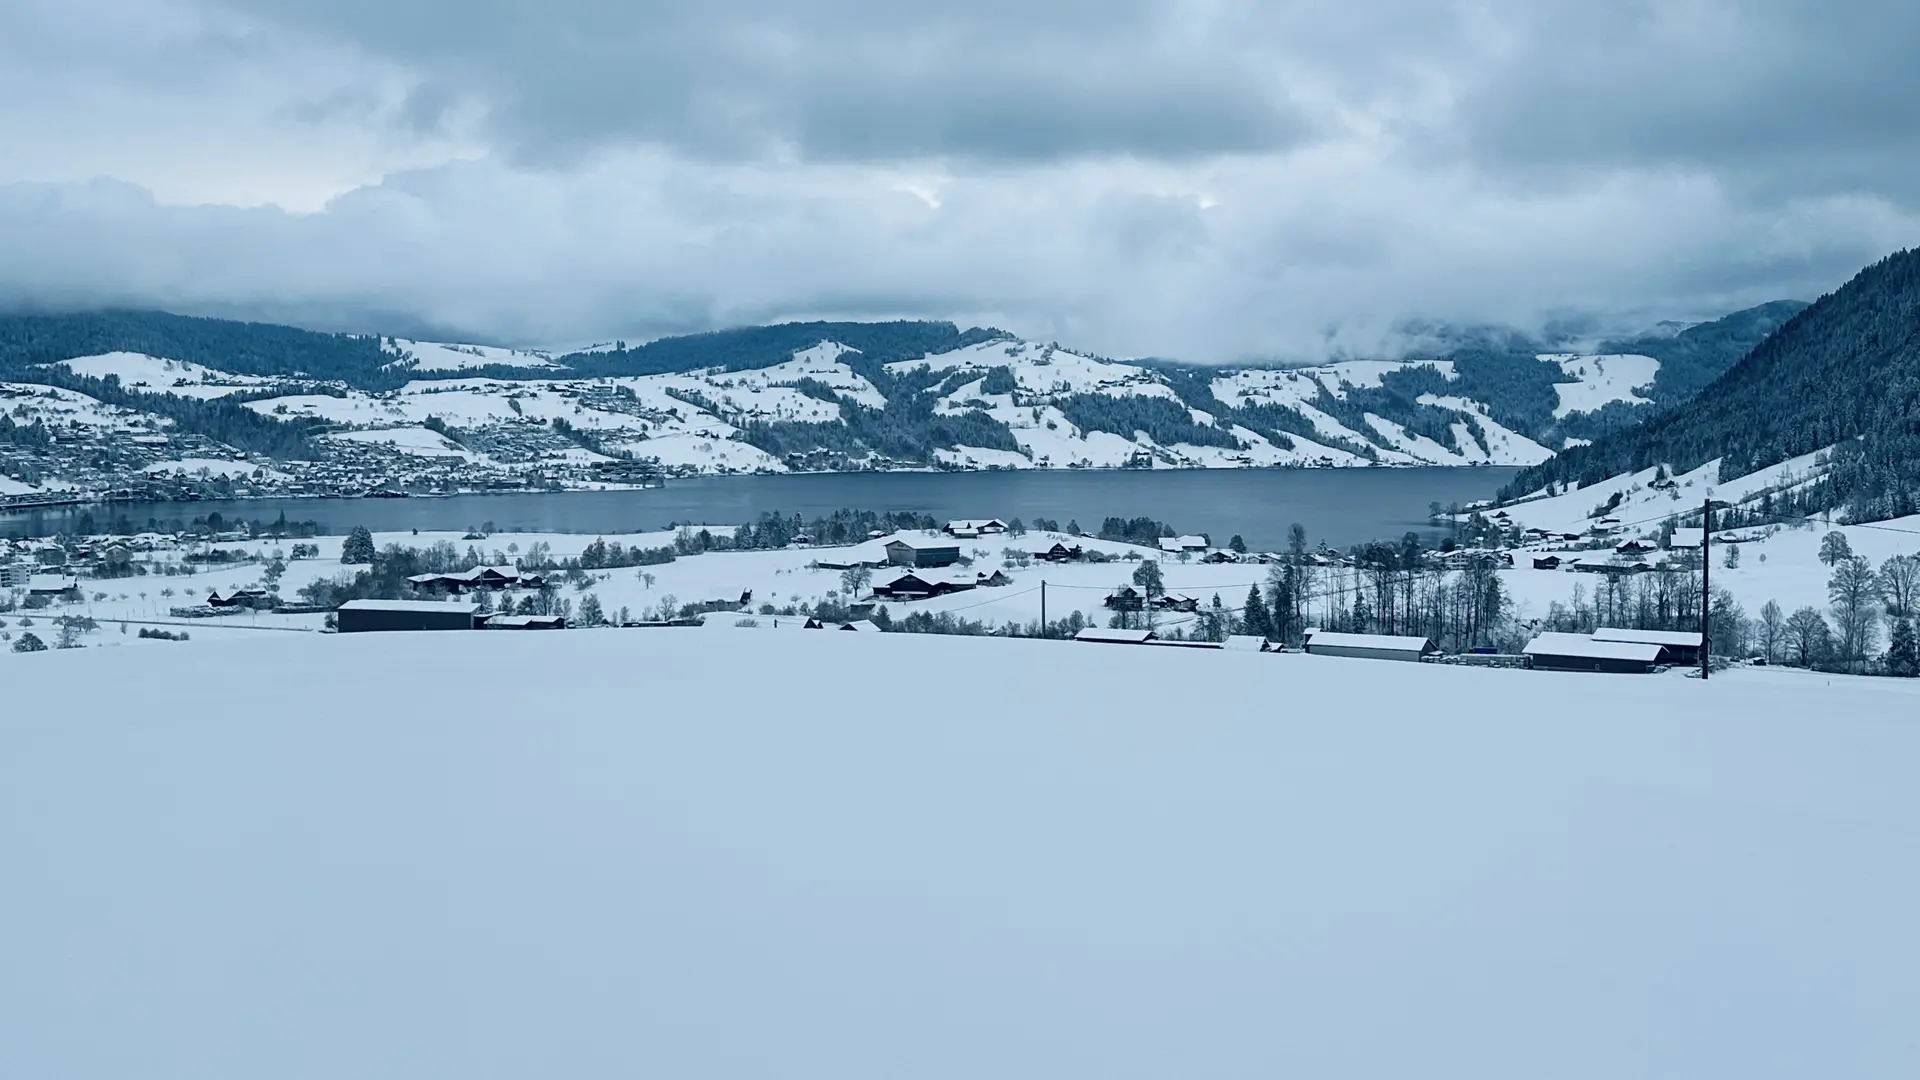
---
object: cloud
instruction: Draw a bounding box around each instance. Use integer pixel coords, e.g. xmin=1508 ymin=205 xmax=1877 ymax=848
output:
xmin=1 ymin=0 xmax=1918 ymax=358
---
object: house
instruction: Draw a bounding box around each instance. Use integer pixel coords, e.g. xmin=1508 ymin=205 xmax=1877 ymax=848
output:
xmin=839 ymin=620 xmax=881 ymax=632
xmin=1103 ymin=585 xmax=1144 ymax=612
xmin=943 ymin=519 xmax=1008 ymax=537
xmin=1033 ymin=541 xmax=1083 ymax=563
xmin=697 ymin=586 xmax=753 ymax=611
xmin=208 ymin=588 xmax=271 ymax=610
xmin=1523 ymin=632 xmax=1669 ymax=674
xmin=1532 ymin=555 xmax=1563 ymax=571
xmin=884 ymin=535 xmax=962 ymax=568
xmin=0 ymin=562 xmax=32 ymax=588
xmin=27 ymin=574 xmax=79 ymax=598
xmin=975 ymin=569 xmax=1012 ymax=588
xmin=1074 ymin=627 xmax=1156 ymax=645
xmin=336 ymin=599 xmax=480 ymax=633
xmin=872 ymin=571 xmax=976 ymax=600
xmin=1153 ymin=592 xmax=1199 ymax=614
xmin=1223 ymin=635 xmax=1270 ymax=652
xmin=1200 ymin=550 xmax=1240 ymax=564
xmin=484 ymin=613 xmax=565 ymax=630
xmin=1592 ymin=627 xmax=1704 ymax=666
xmin=1302 ymin=630 xmax=1440 ymax=662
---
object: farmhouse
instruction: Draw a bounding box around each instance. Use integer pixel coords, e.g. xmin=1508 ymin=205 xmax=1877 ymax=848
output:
xmin=336 ymin=599 xmax=481 ymax=633
xmin=1531 ymin=555 xmax=1563 ymax=571
xmin=1523 ymin=632 xmax=1670 ymax=674
xmin=1303 ymin=630 xmax=1440 ymax=663
xmin=1153 ymin=592 xmax=1200 ymax=613
xmin=1104 ymin=585 xmax=1144 ymax=612
xmin=1592 ymin=627 xmax=1704 ymax=666
xmin=1033 ymin=541 xmax=1083 ymax=562
xmin=1158 ymin=535 xmax=1209 ymax=553
xmin=885 ymin=535 xmax=962 ymax=568
xmin=207 ymin=587 xmax=271 ymax=610
xmin=872 ymin=571 xmax=976 ymax=600
xmin=943 ymin=518 xmax=1008 ymax=537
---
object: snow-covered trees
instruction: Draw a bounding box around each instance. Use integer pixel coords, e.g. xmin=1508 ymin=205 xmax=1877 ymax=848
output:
xmin=1887 ymin=619 xmax=1919 ymax=678
xmin=341 ymin=525 xmax=376 ymax=565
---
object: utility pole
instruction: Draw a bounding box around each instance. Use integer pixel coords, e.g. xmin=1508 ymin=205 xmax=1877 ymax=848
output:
xmin=1040 ymin=579 xmax=1048 ymax=637
xmin=1701 ymin=499 xmax=1714 ymax=680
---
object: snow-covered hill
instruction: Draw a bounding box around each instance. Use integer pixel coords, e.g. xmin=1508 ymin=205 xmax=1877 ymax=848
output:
xmin=0 ymin=332 xmax=1681 ymax=495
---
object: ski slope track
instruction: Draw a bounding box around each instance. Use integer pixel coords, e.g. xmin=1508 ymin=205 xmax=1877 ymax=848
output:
xmin=2 ymin=630 xmax=1916 ymax=1079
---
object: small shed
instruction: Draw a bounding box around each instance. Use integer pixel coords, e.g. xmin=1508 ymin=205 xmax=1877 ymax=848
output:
xmin=1532 ymin=555 xmax=1563 ymax=571
xmin=336 ymin=599 xmax=480 ymax=633
xmin=1303 ymin=630 xmax=1439 ymax=663
xmin=1592 ymin=627 xmax=1703 ymax=666
xmin=884 ymin=535 xmax=962 ymax=568
xmin=1523 ymin=632 xmax=1669 ymax=673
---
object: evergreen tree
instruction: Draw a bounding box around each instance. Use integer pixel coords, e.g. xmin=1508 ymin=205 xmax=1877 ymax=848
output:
xmin=1241 ymin=585 xmax=1272 ymax=640
xmin=1228 ymin=535 xmax=1248 ymax=554
xmin=1887 ymin=618 xmax=1919 ymax=678
xmin=577 ymin=594 xmax=604 ymax=627
xmin=12 ymin=631 xmax=45 ymax=653
xmin=341 ymin=525 xmax=376 ymax=565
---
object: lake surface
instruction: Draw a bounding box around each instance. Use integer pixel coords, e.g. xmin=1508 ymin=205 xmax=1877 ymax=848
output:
xmin=2 ymin=468 xmax=1518 ymax=550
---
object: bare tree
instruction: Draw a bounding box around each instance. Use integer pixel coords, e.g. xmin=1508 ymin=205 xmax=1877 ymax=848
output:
xmin=1829 ymin=556 xmax=1880 ymax=672
xmin=1878 ymin=554 xmax=1920 ymax=618
xmin=1785 ymin=607 xmax=1830 ymax=668
xmin=1758 ymin=600 xmax=1785 ymax=665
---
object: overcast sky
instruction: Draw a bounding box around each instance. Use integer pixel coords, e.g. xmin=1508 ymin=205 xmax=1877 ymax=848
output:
xmin=2 ymin=0 xmax=1915 ymax=359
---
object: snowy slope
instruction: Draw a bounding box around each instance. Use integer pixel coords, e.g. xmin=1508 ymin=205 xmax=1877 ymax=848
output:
xmin=1543 ymin=353 xmax=1660 ymax=417
xmin=384 ymin=338 xmax=561 ymax=372
xmin=55 ymin=353 xmax=278 ymax=398
xmin=3 ymin=631 xmax=1917 ymax=1078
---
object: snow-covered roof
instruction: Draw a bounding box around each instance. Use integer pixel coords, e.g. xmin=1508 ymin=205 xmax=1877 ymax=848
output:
xmin=885 ymin=534 xmax=961 ymax=550
xmin=1223 ymin=635 xmax=1268 ymax=652
xmin=945 ymin=519 xmax=1006 ymax=531
xmin=1592 ymin=627 xmax=1704 ymax=648
xmin=337 ymin=599 xmax=479 ymax=614
xmin=1075 ymin=628 xmax=1155 ymax=644
xmin=1522 ymin=633 xmax=1666 ymax=662
xmin=1303 ymin=631 xmax=1437 ymax=653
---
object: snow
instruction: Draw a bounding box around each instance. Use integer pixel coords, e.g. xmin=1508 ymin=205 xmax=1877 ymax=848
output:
xmin=1543 ymin=353 xmax=1661 ymax=418
xmin=322 ymin=427 xmax=486 ymax=461
xmin=3 ymin=631 xmax=1919 ymax=1078
xmin=386 ymin=339 xmax=560 ymax=372
xmin=1521 ymin=632 xmax=1666 ymax=662
xmin=140 ymin=458 xmax=287 ymax=480
xmin=55 ymin=353 xmax=277 ymax=398
xmin=337 ymin=598 xmax=478 ymax=614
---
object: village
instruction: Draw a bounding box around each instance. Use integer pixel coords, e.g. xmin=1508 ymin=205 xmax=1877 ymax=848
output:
xmin=10 ymin=494 xmax=1909 ymax=679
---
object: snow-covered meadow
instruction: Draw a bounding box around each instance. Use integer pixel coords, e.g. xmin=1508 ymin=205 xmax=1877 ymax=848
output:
xmin=2 ymin=629 xmax=1917 ymax=1078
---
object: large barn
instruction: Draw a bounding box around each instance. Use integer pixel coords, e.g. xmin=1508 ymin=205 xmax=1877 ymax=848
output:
xmin=336 ymin=599 xmax=481 ymax=633
xmin=884 ymin=535 xmax=962 ymax=568
xmin=1522 ymin=632 xmax=1670 ymax=674
xmin=1302 ymin=630 xmax=1440 ymax=663
xmin=1591 ymin=627 xmax=1705 ymax=667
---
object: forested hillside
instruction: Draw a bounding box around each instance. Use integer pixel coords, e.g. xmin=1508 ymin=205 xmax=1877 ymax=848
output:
xmin=1501 ymin=250 xmax=1920 ymax=520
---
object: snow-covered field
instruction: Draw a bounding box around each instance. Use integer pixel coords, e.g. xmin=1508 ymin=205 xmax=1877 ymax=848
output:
xmin=53 ymin=352 xmax=278 ymax=397
xmin=3 ymin=630 xmax=1916 ymax=1078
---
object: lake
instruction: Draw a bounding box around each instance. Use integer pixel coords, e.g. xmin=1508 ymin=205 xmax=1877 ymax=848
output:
xmin=1 ymin=468 xmax=1518 ymax=551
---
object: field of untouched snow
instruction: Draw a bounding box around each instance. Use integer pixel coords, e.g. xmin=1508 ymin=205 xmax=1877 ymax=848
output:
xmin=3 ymin=630 xmax=1917 ymax=1079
